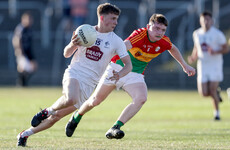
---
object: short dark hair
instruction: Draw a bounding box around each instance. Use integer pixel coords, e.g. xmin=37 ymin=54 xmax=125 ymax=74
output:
xmin=200 ymin=11 xmax=212 ymax=18
xmin=97 ymin=3 xmax=121 ymax=16
xmin=149 ymin=14 xmax=168 ymax=26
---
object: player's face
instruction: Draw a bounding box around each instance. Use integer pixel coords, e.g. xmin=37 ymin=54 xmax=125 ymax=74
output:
xmin=22 ymin=15 xmax=33 ymax=27
xmin=102 ymin=13 xmax=119 ymax=32
xmin=147 ymin=22 xmax=167 ymax=42
xmin=200 ymin=15 xmax=213 ymax=31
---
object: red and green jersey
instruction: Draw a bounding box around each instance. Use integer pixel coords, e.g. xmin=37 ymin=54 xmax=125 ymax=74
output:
xmin=111 ymin=27 xmax=172 ymax=74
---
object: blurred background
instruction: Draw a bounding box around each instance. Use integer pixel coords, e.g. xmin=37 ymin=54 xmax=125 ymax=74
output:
xmin=0 ymin=0 xmax=230 ymax=89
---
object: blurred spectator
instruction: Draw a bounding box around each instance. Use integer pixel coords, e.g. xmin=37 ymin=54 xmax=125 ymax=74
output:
xmin=62 ymin=0 xmax=72 ymax=31
xmin=12 ymin=12 xmax=37 ymax=86
xmin=188 ymin=11 xmax=229 ymax=121
xmin=63 ymin=0 xmax=89 ymax=31
xmin=69 ymin=0 xmax=89 ymax=27
xmin=63 ymin=0 xmax=71 ymax=17
xmin=62 ymin=0 xmax=88 ymax=31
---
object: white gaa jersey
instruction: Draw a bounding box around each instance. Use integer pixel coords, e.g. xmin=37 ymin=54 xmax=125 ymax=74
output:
xmin=193 ymin=26 xmax=226 ymax=65
xmin=65 ymin=29 xmax=128 ymax=87
xmin=193 ymin=26 xmax=226 ymax=82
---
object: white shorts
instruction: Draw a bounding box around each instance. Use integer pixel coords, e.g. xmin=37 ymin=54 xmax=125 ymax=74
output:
xmin=62 ymin=68 xmax=96 ymax=109
xmin=197 ymin=60 xmax=223 ymax=83
xmin=99 ymin=63 xmax=145 ymax=89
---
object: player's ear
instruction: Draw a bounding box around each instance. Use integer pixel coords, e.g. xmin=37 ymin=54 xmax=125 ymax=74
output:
xmin=100 ymin=16 xmax=104 ymax=21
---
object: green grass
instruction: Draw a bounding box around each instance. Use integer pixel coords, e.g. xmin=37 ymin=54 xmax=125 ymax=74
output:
xmin=1 ymin=87 xmax=230 ymax=149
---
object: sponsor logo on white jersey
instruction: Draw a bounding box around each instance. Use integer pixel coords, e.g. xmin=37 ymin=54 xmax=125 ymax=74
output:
xmin=86 ymin=46 xmax=103 ymax=61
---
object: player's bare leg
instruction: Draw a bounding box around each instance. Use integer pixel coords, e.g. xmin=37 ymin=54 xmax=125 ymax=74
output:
xmin=17 ymin=106 xmax=76 ymax=147
xmin=197 ymin=81 xmax=209 ymax=97
xmin=80 ymin=84 xmax=116 ymax=114
xmin=52 ymin=78 xmax=81 ymax=110
xmin=33 ymin=106 xmax=76 ymax=133
xmin=118 ymin=82 xmax=147 ymax=123
xmin=209 ymin=81 xmax=220 ymax=120
xmin=31 ymin=78 xmax=80 ymax=127
xmin=106 ymin=82 xmax=147 ymax=139
xmin=65 ymin=84 xmax=116 ymax=137
xmin=198 ymin=81 xmax=220 ymax=120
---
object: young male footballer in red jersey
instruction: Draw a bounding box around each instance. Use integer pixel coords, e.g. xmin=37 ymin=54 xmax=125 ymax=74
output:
xmin=65 ymin=13 xmax=196 ymax=139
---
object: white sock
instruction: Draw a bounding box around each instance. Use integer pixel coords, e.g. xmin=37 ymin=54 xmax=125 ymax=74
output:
xmin=46 ymin=107 xmax=54 ymax=116
xmin=21 ymin=129 xmax=34 ymax=138
xmin=214 ymin=110 xmax=220 ymax=117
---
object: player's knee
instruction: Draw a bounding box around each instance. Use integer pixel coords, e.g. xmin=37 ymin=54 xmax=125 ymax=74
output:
xmin=199 ymin=89 xmax=209 ymax=97
xmin=140 ymin=97 xmax=147 ymax=105
xmin=65 ymin=95 xmax=78 ymax=106
xmin=48 ymin=114 xmax=61 ymax=125
xmin=67 ymin=99 xmax=76 ymax=106
xmin=54 ymin=111 xmax=65 ymax=120
xmin=90 ymin=96 xmax=103 ymax=107
xmin=135 ymin=96 xmax=147 ymax=106
xmin=202 ymin=92 xmax=209 ymax=97
xmin=91 ymin=99 xmax=101 ymax=106
xmin=209 ymin=87 xmax=217 ymax=95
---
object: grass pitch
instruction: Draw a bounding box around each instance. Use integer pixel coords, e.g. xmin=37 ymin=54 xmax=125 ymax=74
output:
xmin=1 ymin=87 xmax=230 ymax=149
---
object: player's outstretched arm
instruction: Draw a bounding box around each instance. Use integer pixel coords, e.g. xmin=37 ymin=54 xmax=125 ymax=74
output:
xmin=124 ymin=40 xmax=132 ymax=51
xmin=187 ymin=45 xmax=198 ymax=64
xmin=168 ymin=44 xmax=196 ymax=76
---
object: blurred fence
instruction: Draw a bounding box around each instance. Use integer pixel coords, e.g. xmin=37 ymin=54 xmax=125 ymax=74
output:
xmin=0 ymin=0 xmax=230 ymax=89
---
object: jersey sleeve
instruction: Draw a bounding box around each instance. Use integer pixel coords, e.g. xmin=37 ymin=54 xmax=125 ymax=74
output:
xmin=192 ymin=30 xmax=198 ymax=46
xmin=115 ymin=36 xmax=128 ymax=58
xmin=162 ymin=36 xmax=173 ymax=50
xmin=125 ymin=28 xmax=146 ymax=48
xmin=125 ymin=30 xmax=138 ymax=42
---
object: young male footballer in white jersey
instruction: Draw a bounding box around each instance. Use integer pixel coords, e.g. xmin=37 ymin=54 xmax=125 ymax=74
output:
xmin=65 ymin=13 xmax=196 ymax=139
xmin=188 ymin=11 xmax=229 ymax=120
xmin=17 ymin=3 xmax=132 ymax=147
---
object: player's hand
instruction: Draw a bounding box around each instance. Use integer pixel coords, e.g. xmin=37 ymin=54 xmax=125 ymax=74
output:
xmin=109 ymin=70 xmax=120 ymax=83
xmin=70 ymin=31 xmax=82 ymax=47
xmin=207 ymin=46 xmax=216 ymax=55
xmin=184 ymin=65 xmax=196 ymax=77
